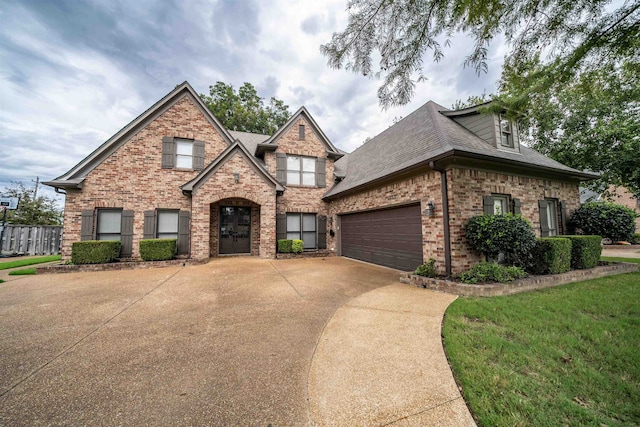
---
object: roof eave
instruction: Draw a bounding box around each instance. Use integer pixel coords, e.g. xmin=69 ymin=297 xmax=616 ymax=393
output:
xmin=255 ymin=143 xmax=278 ymax=157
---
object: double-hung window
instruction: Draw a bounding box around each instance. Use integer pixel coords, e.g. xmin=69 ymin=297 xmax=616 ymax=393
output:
xmin=286 ymin=155 xmax=315 ymax=186
xmin=175 ymin=139 xmax=194 ymax=169
xmin=499 ymin=115 xmax=513 ymax=148
xmin=286 ymin=213 xmax=316 ymax=249
xmin=157 ymin=210 xmax=179 ymax=239
xmin=97 ymin=209 xmax=122 ymax=241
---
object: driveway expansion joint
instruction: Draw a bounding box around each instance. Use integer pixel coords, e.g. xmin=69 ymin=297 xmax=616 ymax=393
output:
xmin=268 ymin=261 xmax=305 ymax=300
xmin=380 ymin=396 xmax=467 ymax=426
xmin=0 ymin=267 xmax=185 ymax=398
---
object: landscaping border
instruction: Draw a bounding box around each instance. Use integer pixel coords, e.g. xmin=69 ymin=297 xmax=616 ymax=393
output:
xmin=603 ymin=244 xmax=640 ymax=250
xmin=36 ymin=258 xmax=207 ymax=274
xmin=276 ymin=250 xmax=335 ymax=259
xmin=400 ymin=262 xmax=638 ymax=296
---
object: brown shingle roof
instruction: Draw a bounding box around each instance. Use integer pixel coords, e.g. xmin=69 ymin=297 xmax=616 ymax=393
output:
xmin=324 ymin=100 xmax=597 ymax=199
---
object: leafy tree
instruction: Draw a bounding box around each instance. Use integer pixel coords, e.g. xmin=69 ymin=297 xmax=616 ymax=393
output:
xmin=2 ymin=182 xmax=63 ymax=225
xmin=497 ymin=59 xmax=640 ymax=197
xmin=199 ymin=82 xmax=291 ymax=135
xmin=321 ymin=0 xmax=639 ymax=109
xmin=569 ymin=202 xmax=637 ymax=242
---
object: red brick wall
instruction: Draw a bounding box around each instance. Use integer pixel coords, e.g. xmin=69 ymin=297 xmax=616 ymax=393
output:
xmin=447 ymin=168 xmax=581 ymax=272
xmin=327 ymin=170 xmax=445 ymax=271
xmin=190 ymin=151 xmax=277 ymax=260
xmin=61 ymin=94 xmax=229 ymax=259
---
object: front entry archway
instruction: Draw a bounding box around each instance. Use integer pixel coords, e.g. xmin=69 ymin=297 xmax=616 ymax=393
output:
xmin=219 ymin=206 xmax=251 ymax=254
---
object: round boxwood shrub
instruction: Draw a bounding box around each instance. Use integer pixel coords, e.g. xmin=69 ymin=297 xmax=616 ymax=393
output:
xmin=569 ymin=202 xmax=637 ymax=242
xmin=464 ymin=214 xmax=537 ymax=266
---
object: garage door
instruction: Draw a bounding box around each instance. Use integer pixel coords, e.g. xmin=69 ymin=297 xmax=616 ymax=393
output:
xmin=340 ymin=204 xmax=423 ymax=271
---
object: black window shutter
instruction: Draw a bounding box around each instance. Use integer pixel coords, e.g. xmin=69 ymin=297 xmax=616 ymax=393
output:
xmin=276 ymin=153 xmax=287 ymax=184
xmin=162 ymin=137 xmax=175 ymax=168
xmin=193 ymin=141 xmax=205 ymax=170
xmin=513 ymin=198 xmax=522 ymax=215
xmin=317 ymin=215 xmax=327 ymax=249
xmin=559 ymin=200 xmax=567 ymax=235
xmin=120 ymin=210 xmax=134 ymax=257
xmin=177 ymin=210 xmax=190 ymax=255
xmin=81 ymin=210 xmax=95 ymax=241
xmin=538 ymin=200 xmax=551 ymax=237
xmin=143 ymin=210 xmax=156 ymax=239
xmin=483 ymin=195 xmax=494 ymax=215
xmin=276 ymin=214 xmax=286 ymax=241
xmin=316 ymin=158 xmax=326 ymax=188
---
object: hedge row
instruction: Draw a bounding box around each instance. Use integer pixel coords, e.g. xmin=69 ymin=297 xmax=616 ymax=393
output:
xmin=139 ymin=239 xmax=177 ymax=261
xmin=277 ymin=239 xmax=304 ymax=254
xmin=71 ymin=239 xmax=177 ymax=264
xmin=71 ymin=241 xmax=122 ymax=264
xmin=525 ymin=235 xmax=602 ymax=274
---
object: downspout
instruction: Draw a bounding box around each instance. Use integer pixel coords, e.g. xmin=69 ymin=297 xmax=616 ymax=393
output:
xmin=429 ymin=161 xmax=452 ymax=276
xmin=54 ymin=187 xmax=67 ymax=195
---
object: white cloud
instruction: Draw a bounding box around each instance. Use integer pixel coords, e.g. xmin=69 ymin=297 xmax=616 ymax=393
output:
xmin=0 ymin=0 xmax=508 ymax=199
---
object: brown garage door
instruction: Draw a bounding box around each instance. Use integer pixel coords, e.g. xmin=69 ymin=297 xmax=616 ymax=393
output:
xmin=340 ymin=204 xmax=423 ymax=271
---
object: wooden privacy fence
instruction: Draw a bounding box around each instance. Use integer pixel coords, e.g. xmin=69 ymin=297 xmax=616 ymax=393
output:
xmin=1 ymin=225 xmax=62 ymax=255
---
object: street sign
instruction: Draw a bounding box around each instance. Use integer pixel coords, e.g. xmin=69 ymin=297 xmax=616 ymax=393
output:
xmin=0 ymin=197 xmax=19 ymax=210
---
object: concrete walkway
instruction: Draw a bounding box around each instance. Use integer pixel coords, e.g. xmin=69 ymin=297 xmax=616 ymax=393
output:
xmin=0 ymin=257 xmax=475 ymax=425
xmin=309 ymin=283 xmax=476 ymax=426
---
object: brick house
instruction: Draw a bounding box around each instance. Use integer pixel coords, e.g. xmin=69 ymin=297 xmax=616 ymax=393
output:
xmin=45 ymin=82 xmax=597 ymax=274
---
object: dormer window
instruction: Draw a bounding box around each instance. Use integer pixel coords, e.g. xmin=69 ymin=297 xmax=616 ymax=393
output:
xmin=499 ymin=115 xmax=513 ymax=148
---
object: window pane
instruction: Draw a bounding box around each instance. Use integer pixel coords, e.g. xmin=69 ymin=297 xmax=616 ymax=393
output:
xmin=302 ymin=232 xmax=316 ymax=249
xmin=302 ymin=157 xmax=315 ymax=172
xmin=158 ymin=233 xmax=178 ymax=240
xmin=176 ymin=141 xmax=193 ymax=155
xmin=98 ymin=210 xmax=121 ymax=233
xmin=302 ymin=172 xmax=315 ymax=186
xmin=493 ymin=199 xmax=504 ymax=215
xmin=287 ymin=156 xmax=300 ymax=171
xmin=302 ymin=214 xmax=316 ymax=231
xmin=287 ymin=214 xmax=301 ymax=232
xmin=157 ymin=211 xmax=179 ymax=234
xmin=287 ymin=232 xmax=300 ymax=241
xmin=98 ymin=233 xmax=121 ymax=241
xmin=176 ymin=155 xmax=192 ymax=168
xmin=286 ymin=171 xmax=300 ymax=185
xmin=500 ymin=119 xmax=511 ymax=133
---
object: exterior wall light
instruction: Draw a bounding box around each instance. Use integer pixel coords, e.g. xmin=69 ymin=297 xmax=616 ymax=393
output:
xmin=233 ymin=172 xmax=239 ymax=184
xmin=424 ymin=201 xmax=436 ymax=217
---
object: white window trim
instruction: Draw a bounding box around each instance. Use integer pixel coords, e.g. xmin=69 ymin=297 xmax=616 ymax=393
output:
xmin=97 ymin=209 xmax=122 ymax=241
xmin=156 ymin=209 xmax=179 ymax=240
xmin=286 ymin=155 xmax=316 ymax=187
xmin=175 ymin=139 xmax=194 ymax=169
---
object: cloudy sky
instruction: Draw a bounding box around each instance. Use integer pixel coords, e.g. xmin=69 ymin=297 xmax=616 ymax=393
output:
xmin=0 ymin=0 xmax=507 ymax=204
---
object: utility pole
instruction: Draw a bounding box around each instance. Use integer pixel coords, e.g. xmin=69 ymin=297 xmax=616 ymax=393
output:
xmin=32 ymin=176 xmax=40 ymax=199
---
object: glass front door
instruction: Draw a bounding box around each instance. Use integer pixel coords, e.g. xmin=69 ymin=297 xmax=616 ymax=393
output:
xmin=219 ymin=206 xmax=251 ymax=254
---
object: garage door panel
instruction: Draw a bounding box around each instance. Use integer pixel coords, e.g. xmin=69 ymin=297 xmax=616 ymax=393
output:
xmin=340 ymin=204 xmax=423 ymax=271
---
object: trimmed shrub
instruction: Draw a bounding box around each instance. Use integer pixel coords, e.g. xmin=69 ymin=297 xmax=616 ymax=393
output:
xmin=464 ymin=214 xmax=537 ymax=265
xmin=569 ymin=202 xmax=637 ymax=242
xmin=71 ymin=240 xmax=121 ymax=264
xmin=459 ymin=262 xmax=527 ymax=284
xmin=415 ymin=258 xmax=437 ymax=277
xmin=292 ymin=240 xmax=304 ymax=254
xmin=632 ymin=233 xmax=640 ymax=245
xmin=526 ymin=238 xmax=572 ymax=275
xmin=564 ymin=235 xmax=602 ymax=269
xmin=278 ymin=239 xmax=293 ymax=253
xmin=139 ymin=239 xmax=176 ymax=261
xmin=8 ymin=267 xmax=37 ymax=275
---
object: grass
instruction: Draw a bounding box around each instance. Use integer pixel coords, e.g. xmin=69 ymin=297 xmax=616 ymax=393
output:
xmin=0 ymin=255 xmax=61 ymax=270
xmin=443 ymin=273 xmax=640 ymax=427
xmin=601 ymin=256 xmax=640 ymax=265
xmin=8 ymin=267 xmax=36 ymax=275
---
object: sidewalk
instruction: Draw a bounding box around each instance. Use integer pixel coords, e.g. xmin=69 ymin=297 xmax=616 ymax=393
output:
xmin=308 ymin=283 xmax=476 ymax=426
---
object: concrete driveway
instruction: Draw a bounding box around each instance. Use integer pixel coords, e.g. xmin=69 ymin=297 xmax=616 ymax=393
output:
xmin=0 ymin=257 xmax=473 ymax=426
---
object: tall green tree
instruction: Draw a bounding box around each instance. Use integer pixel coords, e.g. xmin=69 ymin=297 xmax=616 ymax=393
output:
xmin=199 ymin=82 xmax=291 ymax=135
xmin=321 ymin=0 xmax=639 ymax=109
xmin=2 ymin=182 xmax=63 ymax=225
xmin=498 ymin=59 xmax=640 ymax=197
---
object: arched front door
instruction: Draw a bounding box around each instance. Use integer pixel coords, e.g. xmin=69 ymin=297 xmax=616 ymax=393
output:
xmin=219 ymin=206 xmax=251 ymax=254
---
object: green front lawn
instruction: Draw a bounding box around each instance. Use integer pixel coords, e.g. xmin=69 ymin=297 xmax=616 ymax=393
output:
xmin=0 ymin=255 xmax=61 ymax=270
xmin=8 ymin=267 xmax=36 ymax=275
xmin=601 ymin=256 xmax=640 ymax=265
xmin=443 ymin=273 xmax=640 ymax=426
